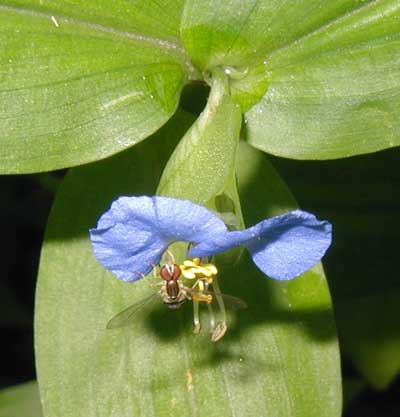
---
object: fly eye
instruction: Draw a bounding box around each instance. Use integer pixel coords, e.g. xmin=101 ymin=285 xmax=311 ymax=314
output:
xmin=159 ymin=265 xmax=172 ymax=281
xmin=172 ymin=264 xmax=181 ymax=280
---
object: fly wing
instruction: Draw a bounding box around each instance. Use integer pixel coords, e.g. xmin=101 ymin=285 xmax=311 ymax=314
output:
xmin=106 ymin=292 xmax=159 ymax=329
xmin=209 ymin=292 xmax=247 ymax=310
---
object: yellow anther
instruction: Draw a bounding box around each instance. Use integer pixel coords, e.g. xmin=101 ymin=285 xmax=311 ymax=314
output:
xmin=181 ymin=269 xmax=196 ymax=279
xmin=206 ymin=264 xmax=218 ymax=275
xmin=201 ymin=265 xmax=216 ymax=275
xmin=180 ymin=258 xmax=218 ymax=281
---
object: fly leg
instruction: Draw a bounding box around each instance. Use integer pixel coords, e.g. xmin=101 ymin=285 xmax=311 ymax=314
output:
xmin=190 ymin=279 xmax=202 ymax=333
xmin=180 ymin=256 xmax=220 ymax=338
xmin=188 ymin=279 xmax=213 ymax=335
xmin=190 ymin=279 xmax=218 ymax=336
xmin=193 ymin=299 xmax=201 ymax=334
xmin=200 ymin=280 xmax=216 ymax=334
xmin=210 ymin=275 xmax=228 ymax=342
xmin=147 ymin=263 xmax=162 ymax=288
xmin=206 ymin=302 xmax=216 ymax=332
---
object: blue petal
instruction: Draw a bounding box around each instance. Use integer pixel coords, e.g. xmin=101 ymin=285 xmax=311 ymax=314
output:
xmin=90 ymin=196 xmax=227 ymax=282
xmin=190 ymin=210 xmax=332 ymax=280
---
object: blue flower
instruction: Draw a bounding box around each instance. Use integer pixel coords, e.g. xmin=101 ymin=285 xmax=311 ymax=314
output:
xmin=90 ymin=196 xmax=332 ymax=282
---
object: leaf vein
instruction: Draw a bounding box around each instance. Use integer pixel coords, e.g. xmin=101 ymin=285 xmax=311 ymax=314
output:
xmin=0 ymin=4 xmax=185 ymax=56
xmin=267 ymin=0 xmax=389 ymax=59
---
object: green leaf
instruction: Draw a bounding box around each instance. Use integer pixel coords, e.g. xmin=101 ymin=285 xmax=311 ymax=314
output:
xmin=245 ymin=0 xmax=400 ymax=159
xmin=4 ymin=1 xmax=185 ymax=39
xmin=268 ymin=149 xmax=400 ymax=388
xmin=337 ymin=293 xmax=400 ymax=390
xmin=35 ymin=111 xmax=195 ymax=417
xmin=158 ymin=66 xmax=244 ymax=268
xmin=182 ymin=0 xmax=338 ymax=69
xmin=158 ymin=68 xmax=242 ymax=208
xmin=229 ymin=63 xmax=270 ymax=113
xmin=36 ymin=110 xmax=341 ymax=416
xmin=181 ymin=0 xmax=272 ymax=111
xmin=0 ymin=2 xmax=190 ymax=173
xmin=0 ymin=381 xmax=42 ymax=417
xmin=234 ymin=141 xmax=342 ymax=416
xmin=181 ymin=0 xmax=400 ymax=159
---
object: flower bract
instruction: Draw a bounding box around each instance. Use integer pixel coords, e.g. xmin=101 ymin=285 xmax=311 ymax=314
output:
xmin=90 ymin=196 xmax=332 ymax=282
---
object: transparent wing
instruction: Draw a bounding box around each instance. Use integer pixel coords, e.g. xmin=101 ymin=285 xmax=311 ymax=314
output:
xmin=208 ymin=291 xmax=247 ymax=310
xmin=106 ymin=292 xmax=159 ymax=329
xmin=186 ymin=287 xmax=247 ymax=310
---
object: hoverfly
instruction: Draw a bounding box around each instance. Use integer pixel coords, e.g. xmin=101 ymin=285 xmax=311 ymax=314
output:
xmin=107 ymin=257 xmax=246 ymax=341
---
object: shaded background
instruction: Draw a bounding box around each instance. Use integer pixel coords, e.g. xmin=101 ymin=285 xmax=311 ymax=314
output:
xmin=1 ymin=87 xmax=399 ymax=415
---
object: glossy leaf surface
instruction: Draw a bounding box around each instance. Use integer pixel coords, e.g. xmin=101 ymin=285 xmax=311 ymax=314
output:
xmin=246 ymin=0 xmax=400 ymax=159
xmin=158 ymin=68 xmax=242 ymax=208
xmin=181 ymin=0 xmax=400 ymax=158
xmin=0 ymin=2 xmax=188 ymax=173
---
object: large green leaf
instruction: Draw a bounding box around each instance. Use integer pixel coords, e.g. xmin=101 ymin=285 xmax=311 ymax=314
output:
xmin=0 ymin=381 xmax=42 ymax=417
xmin=181 ymin=0 xmax=376 ymax=68
xmin=35 ymin=111 xmax=194 ymax=417
xmin=35 ymin=108 xmax=341 ymax=416
xmin=269 ymin=148 xmax=400 ymax=388
xmin=181 ymin=0 xmax=400 ymax=158
xmin=233 ymin=142 xmax=341 ymax=416
xmin=3 ymin=1 xmax=185 ymax=39
xmin=246 ymin=0 xmax=400 ymax=159
xmin=0 ymin=2 xmax=190 ymax=173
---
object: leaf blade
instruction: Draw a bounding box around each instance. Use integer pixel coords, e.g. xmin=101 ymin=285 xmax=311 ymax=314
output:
xmin=0 ymin=3 xmax=188 ymax=173
xmin=158 ymin=68 xmax=242 ymax=206
xmin=0 ymin=1 xmax=186 ymax=39
xmin=181 ymin=0 xmax=400 ymax=158
xmin=35 ymin=116 xmax=341 ymax=417
xmin=245 ymin=0 xmax=400 ymax=158
xmin=233 ymin=141 xmax=342 ymax=416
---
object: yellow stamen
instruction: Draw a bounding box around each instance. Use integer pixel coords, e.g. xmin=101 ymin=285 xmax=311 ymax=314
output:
xmin=180 ymin=258 xmax=218 ymax=281
xmin=191 ymin=292 xmax=213 ymax=304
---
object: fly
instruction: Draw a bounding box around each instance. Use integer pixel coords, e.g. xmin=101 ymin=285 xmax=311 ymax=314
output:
xmin=106 ymin=256 xmax=246 ymax=341
xmin=107 ymin=262 xmax=186 ymax=329
xmin=158 ymin=263 xmax=187 ymax=309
